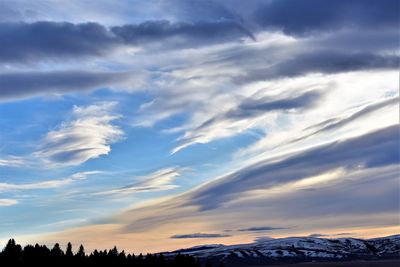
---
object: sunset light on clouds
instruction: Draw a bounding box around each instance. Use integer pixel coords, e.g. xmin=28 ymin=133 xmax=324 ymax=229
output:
xmin=0 ymin=0 xmax=399 ymax=254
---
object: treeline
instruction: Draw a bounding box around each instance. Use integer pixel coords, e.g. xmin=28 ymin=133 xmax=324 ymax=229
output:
xmin=0 ymin=239 xmax=218 ymax=267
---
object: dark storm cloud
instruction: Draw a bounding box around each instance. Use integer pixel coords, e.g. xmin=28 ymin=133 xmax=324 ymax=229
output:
xmin=188 ymin=125 xmax=399 ymax=210
xmin=255 ymin=0 xmax=399 ymax=35
xmin=170 ymin=233 xmax=230 ymax=239
xmin=0 ymin=20 xmax=253 ymax=63
xmin=0 ymin=71 xmax=138 ymax=100
xmin=238 ymin=226 xmax=286 ymax=232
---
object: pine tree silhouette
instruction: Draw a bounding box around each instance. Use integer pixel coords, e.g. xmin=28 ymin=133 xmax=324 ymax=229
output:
xmin=0 ymin=238 xmax=202 ymax=266
xmin=66 ymin=242 xmax=73 ymax=258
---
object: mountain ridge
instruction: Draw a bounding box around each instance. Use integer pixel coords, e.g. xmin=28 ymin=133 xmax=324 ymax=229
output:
xmin=163 ymin=234 xmax=400 ymax=266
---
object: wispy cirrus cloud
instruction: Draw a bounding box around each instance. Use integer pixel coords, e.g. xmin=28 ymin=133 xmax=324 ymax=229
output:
xmin=289 ymin=97 xmax=399 ymax=145
xmin=95 ymin=167 xmax=182 ymax=195
xmin=0 ymin=199 xmax=18 ymax=206
xmin=0 ymin=156 xmax=25 ymax=167
xmin=0 ymin=171 xmax=101 ymax=192
xmin=34 ymin=102 xmax=123 ymax=167
xmin=134 ymin=25 xmax=398 ymax=153
xmin=0 ymin=0 xmax=399 ymax=253
xmin=171 ymin=90 xmax=323 ymax=153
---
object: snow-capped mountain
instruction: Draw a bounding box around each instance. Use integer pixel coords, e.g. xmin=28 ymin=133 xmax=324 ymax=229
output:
xmin=164 ymin=235 xmax=400 ymax=266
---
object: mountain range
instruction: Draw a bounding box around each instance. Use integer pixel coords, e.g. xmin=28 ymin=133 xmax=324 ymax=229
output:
xmin=164 ymin=235 xmax=400 ymax=266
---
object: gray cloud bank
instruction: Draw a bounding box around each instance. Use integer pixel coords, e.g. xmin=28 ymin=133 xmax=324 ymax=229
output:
xmin=170 ymin=233 xmax=230 ymax=239
xmin=189 ymin=125 xmax=399 ymax=210
xmin=0 ymin=0 xmax=398 ymax=103
xmin=238 ymin=226 xmax=287 ymax=232
xmin=0 ymin=71 xmax=145 ymax=100
xmin=120 ymin=125 xmax=399 ymax=234
xmin=0 ymin=0 xmax=397 ymax=62
xmin=0 ymin=20 xmax=253 ymax=63
xmin=255 ymin=0 xmax=399 ymax=35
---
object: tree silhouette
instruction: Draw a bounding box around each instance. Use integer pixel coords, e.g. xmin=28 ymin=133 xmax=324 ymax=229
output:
xmin=51 ymin=243 xmax=64 ymax=257
xmin=205 ymin=259 xmax=213 ymax=267
xmin=0 ymin=239 xmax=203 ymax=266
xmin=66 ymin=242 xmax=73 ymax=258
xmin=76 ymin=244 xmax=85 ymax=258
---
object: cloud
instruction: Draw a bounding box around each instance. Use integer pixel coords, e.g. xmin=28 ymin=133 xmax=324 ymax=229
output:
xmin=0 ymin=199 xmax=18 ymax=206
xmin=47 ymin=161 xmax=399 ymax=252
xmin=95 ymin=168 xmax=181 ymax=195
xmin=0 ymin=22 xmax=116 ymax=62
xmin=34 ymin=102 xmax=123 ymax=167
xmin=112 ymin=20 xmax=255 ymax=45
xmin=133 ymin=24 xmax=398 ymax=153
xmin=0 ymin=156 xmax=25 ymax=167
xmin=293 ymin=97 xmax=399 ymax=143
xmin=1 ymin=1 xmax=399 ymax=251
xmin=308 ymin=233 xmax=329 ymax=238
xmin=248 ymin=165 xmax=399 ymax=219
xmin=170 ymin=233 xmax=230 ymax=239
xmin=37 ymin=121 xmax=399 ymax=252
xmin=0 ymin=70 xmax=146 ymax=101
xmin=189 ymin=125 xmax=399 ymax=210
xmin=230 ymin=91 xmax=322 ymax=117
xmin=0 ymin=179 xmax=73 ymax=191
xmin=0 ymin=20 xmax=253 ymax=63
xmin=254 ymin=236 xmax=275 ymax=243
xmin=171 ymin=90 xmax=323 ymax=153
xmin=0 ymin=171 xmax=101 ymax=192
xmin=255 ymin=0 xmax=399 ymax=35
xmin=112 ymin=126 xmax=398 ymax=240
xmin=214 ymin=35 xmax=397 ymax=81
xmin=239 ymin=226 xmax=287 ymax=232
xmin=335 ymin=233 xmax=353 ymax=236
xmin=268 ymin=51 xmax=398 ymax=80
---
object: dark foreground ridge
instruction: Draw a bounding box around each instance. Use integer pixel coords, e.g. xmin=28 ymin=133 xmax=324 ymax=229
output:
xmin=1 ymin=235 xmax=399 ymax=266
xmin=0 ymin=239 xmax=207 ymax=267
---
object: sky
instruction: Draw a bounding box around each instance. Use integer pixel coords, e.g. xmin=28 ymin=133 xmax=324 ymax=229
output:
xmin=0 ymin=0 xmax=399 ymax=253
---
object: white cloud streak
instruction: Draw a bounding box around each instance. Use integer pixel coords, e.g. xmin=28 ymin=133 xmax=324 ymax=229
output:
xmin=0 ymin=156 xmax=25 ymax=167
xmin=130 ymin=30 xmax=398 ymax=154
xmin=0 ymin=198 xmax=18 ymax=206
xmin=95 ymin=167 xmax=181 ymax=195
xmin=34 ymin=102 xmax=123 ymax=167
xmin=0 ymin=171 xmax=101 ymax=192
